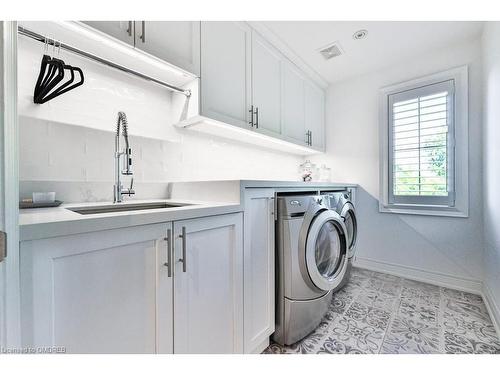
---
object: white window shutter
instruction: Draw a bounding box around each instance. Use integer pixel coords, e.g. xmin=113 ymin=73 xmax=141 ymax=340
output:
xmin=388 ymin=79 xmax=455 ymax=207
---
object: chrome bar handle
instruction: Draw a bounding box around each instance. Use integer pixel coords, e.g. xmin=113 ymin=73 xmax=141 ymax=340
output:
xmin=178 ymin=226 xmax=187 ymax=272
xmin=309 ymin=130 xmax=312 ymax=146
xmin=140 ymin=21 xmax=146 ymax=43
xmin=163 ymin=229 xmax=172 ymax=277
xmin=128 ymin=177 xmax=134 ymax=195
xmin=249 ymin=105 xmax=254 ymax=127
xmin=127 ymin=21 xmax=133 ymax=36
xmin=254 ymin=107 xmax=259 ymax=128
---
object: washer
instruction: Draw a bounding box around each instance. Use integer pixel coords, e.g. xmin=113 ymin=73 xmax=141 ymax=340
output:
xmin=273 ymin=194 xmax=349 ymax=345
xmin=324 ymin=190 xmax=358 ymax=288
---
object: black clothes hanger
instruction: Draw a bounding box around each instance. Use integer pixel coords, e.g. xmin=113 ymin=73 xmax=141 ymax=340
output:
xmin=33 ymin=54 xmax=52 ymax=99
xmin=37 ymin=66 xmax=84 ymax=104
xmin=34 ymin=58 xmax=65 ymax=103
xmin=33 ymin=39 xmax=85 ymax=104
xmin=37 ymin=64 xmax=75 ymax=102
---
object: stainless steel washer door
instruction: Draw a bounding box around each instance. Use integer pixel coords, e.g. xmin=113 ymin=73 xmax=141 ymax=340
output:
xmin=305 ymin=210 xmax=348 ymax=291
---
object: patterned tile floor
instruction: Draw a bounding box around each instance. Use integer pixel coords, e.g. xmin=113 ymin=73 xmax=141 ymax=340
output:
xmin=265 ymin=267 xmax=500 ymax=354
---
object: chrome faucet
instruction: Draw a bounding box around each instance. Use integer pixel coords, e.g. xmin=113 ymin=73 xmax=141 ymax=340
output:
xmin=113 ymin=111 xmax=135 ymax=203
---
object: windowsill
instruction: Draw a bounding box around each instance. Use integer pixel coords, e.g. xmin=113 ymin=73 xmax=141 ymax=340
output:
xmin=379 ymin=203 xmax=469 ymax=218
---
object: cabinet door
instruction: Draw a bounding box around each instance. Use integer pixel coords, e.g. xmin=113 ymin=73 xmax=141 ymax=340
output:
xmin=157 ymin=224 xmax=175 ymax=354
xmin=20 ymin=223 xmax=172 ymax=354
xmin=173 ymin=213 xmax=243 ymax=353
xmin=305 ymin=81 xmax=326 ymax=151
xmin=82 ymin=21 xmax=135 ymax=46
xmin=134 ymin=21 xmax=201 ymax=76
xmin=281 ymin=60 xmax=306 ymax=145
xmin=252 ymin=31 xmax=282 ymax=137
xmin=200 ymin=21 xmax=252 ymax=129
xmin=243 ymin=189 xmax=275 ymax=353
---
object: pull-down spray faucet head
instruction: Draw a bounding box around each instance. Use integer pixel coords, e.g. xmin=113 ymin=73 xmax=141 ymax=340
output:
xmin=114 ymin=111 xmax=135 ymax=203
xmin=116 ymin=111 xmax=133 ymax=175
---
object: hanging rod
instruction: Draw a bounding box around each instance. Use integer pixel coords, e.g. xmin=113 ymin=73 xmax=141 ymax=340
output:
xmin=17 ymin=26 xmax=191 ymax=97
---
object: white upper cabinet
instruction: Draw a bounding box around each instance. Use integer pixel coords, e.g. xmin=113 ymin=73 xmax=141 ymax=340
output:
xmin=83 ymin=21 xmax=326 ymax=154
xmin=251 ymin=31 xmax=282 ymax=137
xmin=173 ymin=213 xmax=244 ymax=353
xmin=305 ymin=81 xmax=326 ymax=151
xmin=82 ymin=21 xmax=135 ymax=46
xmin=200 ymin=21 xmax=252 ymax=129
xmin=133 ymin=21 xmax=201 ymax=76
xmin=281 ymin=60 xmax=306 ymax=145
xmin=198 ymin=22 xmax=325 ymax=152
xmin=82 ymin=21 xmax=201 ymax=76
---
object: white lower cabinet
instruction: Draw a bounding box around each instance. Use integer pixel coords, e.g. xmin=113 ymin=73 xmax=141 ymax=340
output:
xmin=20 ymin=213 xmax=244 ymax=354
xmin=20 ymin=223 xmax=169 ymax=353
xmin=243 ymin=189 xmax=275 ymax=353
xmin=173 ymin=214 xmax=243 ymax=353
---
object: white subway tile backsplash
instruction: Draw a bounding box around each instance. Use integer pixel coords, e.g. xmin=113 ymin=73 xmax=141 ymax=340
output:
xmin=20 ymin=118 xmax=303 ymax=200
xmin=18 ymin=35 xmax=303 ymax=202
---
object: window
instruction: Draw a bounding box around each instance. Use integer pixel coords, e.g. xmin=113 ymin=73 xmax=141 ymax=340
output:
xmin=379 ymin=67 xmax=468 ymax=217
xmin=389 ymin=80 xmax=455 ymax=206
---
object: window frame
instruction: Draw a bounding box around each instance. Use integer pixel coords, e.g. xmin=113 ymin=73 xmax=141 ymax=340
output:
xmin=379 ymin=66 xmax=469 ymax=217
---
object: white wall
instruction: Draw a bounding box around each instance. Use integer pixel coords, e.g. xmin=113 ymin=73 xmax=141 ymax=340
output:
xmin=482 ymin=22 xmax=500 ymax=322
xmin=18 ymin=22 xmax=490 ymax=293
xmin=311 ymin=36 xmax=484 ymax=291
xmin=18 ymin=31 xmax=302 ymax=203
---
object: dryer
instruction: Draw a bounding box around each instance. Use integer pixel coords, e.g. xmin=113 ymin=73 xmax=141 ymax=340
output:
xmin=324 ymin=190 xmax=357 ymax=258
xmin=273 ymin=194 xmax=349 ymax=345
xmin=324 ymin=190 xmax=358 ymax=289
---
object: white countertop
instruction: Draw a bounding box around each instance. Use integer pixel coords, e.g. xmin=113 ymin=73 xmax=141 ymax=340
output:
xmin=20 ymin=180 xmax=358 ymax=242
xmin=168 ymin=179 xmax=358 ymax=204
xmin=239 ymin=180 xmax=358 ymax=189
xmin=20 ymin=199 xmax=242 ymax=241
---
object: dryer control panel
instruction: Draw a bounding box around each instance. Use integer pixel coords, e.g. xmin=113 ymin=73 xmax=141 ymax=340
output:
xmin=277 ymin=195 xmax=328 ymax=218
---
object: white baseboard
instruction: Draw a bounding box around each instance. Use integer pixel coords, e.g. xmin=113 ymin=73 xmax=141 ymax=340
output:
xmin=482 ymin=282 xmax=500 ymax=338
xmin=353 ymin=256 xmax=483 ymax=294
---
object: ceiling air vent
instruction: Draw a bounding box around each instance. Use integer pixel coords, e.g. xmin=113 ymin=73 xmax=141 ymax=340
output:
xmin=318 ymin=42 xmax=343 ymax=60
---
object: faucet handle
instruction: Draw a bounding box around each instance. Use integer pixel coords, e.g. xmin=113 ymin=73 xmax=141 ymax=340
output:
xmin=121 ymin=178 xmax=135 ymax=196
xmin=128 ymin=178 xmax=135 ymax=196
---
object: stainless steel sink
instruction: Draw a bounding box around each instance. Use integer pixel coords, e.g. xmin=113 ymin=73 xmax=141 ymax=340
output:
xmin=68 ymin=202 xmax=193 ymax=215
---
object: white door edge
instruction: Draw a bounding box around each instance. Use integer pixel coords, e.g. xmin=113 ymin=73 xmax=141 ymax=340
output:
xmin=1 ymin=21 xmax=21 ymax=349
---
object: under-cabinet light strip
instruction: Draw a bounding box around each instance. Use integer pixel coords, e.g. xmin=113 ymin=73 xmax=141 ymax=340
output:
xmin=17 ymin=25 xmax=191 ymax=97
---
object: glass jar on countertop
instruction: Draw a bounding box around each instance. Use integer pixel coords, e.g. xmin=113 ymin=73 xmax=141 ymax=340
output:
xmin=299 ymin=160 xmax=318 ymax=182
xmin=318 ymin=164 xmax=332 ymax=182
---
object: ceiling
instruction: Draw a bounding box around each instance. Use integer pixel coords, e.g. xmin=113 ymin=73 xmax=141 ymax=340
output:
xmin=261 ymin=21 xmax=484 ymax=84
